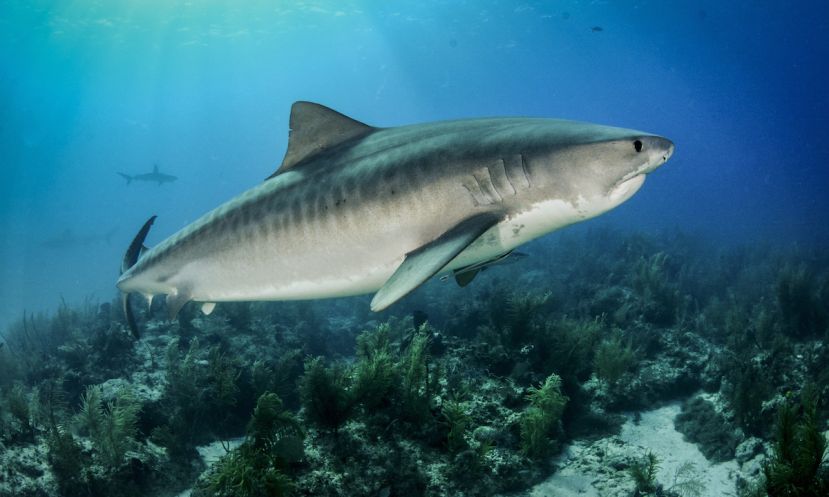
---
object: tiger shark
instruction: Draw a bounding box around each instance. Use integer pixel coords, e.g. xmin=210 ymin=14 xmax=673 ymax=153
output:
xmin=117 ymin=102 xmax=673 ymax=335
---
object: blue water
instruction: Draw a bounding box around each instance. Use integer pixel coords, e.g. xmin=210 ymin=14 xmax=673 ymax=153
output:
xmin=1 ymin=0 xmax=828 ymax=329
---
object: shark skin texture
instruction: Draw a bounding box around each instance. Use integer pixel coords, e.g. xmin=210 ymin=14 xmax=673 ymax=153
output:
xmin=117 ymin=102 xmax=674 ymax=335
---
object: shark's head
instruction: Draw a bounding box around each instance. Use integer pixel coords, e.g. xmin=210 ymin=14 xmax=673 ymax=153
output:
xmin=522 ymin=120 xmax=674 ymax=219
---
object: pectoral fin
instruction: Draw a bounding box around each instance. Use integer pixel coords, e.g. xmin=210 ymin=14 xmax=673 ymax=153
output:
xmin=370 ymin=213 xmax=501 ymax=311
xmin=453 ymin=269 xmax=480 ymax=287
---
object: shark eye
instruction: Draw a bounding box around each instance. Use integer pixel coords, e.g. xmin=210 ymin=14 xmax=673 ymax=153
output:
xmin=633 ymin=140 xmax=643 ymax=153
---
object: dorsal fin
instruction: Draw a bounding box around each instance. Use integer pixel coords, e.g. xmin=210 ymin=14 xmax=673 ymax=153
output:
xmin=270 ymin=102 xmax=375 ymax=178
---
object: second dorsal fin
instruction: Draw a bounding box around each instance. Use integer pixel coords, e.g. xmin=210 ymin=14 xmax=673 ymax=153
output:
xmin=271 ymin=102 xmax=375 ymax=177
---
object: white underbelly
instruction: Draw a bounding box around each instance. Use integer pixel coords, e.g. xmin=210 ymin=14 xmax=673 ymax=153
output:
xmin=187 ymin=261 xmax=395 ymax=302
xmin=179 ymin=240 xmax=402 ymax=303
xmin=168 ymin=195 xmax=608 ymax=304
xmin=448 ymin=197 xmax=586 ymax=269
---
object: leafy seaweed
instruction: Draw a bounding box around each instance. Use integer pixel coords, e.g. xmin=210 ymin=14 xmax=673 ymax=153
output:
xmin=352 ymin=326 xmax=396 ymax=411
xmin=399 ymin=330 xmax=432 ymax=423
xmin=668 ymin=461 xmax=705 ymax=497
xmin=299 ymin=357 xmax=354 ymax=433
xmin=441 ymin=400 xmax=470 ymax=454
xmin=593 ymin=333 xmax=636 ymax=385
xmin=633 ymin=252 xmax=681 ymax=326
xmin=628 ymin=451 xmax=660 ymax=493
xmin=777 ymin=264 xmax=827 ymax=339
xmin=74 ymin=384 xmax=140 ymax=469
xmin=207 ymin=392 xmax=302 ymax=497
xmin=763 ymin=387 xmax=828 ymax=496
xmin=519 ymin=373 xmax=568 ymax=458
xmin=45 ymin=424 xmax=87 ymax=496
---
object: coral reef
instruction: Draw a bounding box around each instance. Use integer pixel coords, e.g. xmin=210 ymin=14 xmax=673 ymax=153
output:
xmin=1 ymin=229 xmax=827 ymax=497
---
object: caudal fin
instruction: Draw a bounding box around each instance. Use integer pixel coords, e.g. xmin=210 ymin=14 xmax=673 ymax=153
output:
xmin=118 ymin=172 xmax=133 ymax=185
xmin=120 ymin=216 xmax=156 ymax=338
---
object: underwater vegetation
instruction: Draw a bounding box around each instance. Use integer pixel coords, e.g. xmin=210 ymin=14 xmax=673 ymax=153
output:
xmin=519 ymin=373 xmax=568 ymax=458
xmin=1 ymin=229 xmax=828 ymax=496
xmin=627 ymin=451 xmax=706 ymax=497
xmin=593 ymin=332 xmax=637 ymax=386
xmin=299 ymin=357 xmax=354 ymax=433
xmin=201 ymin=392 xmax=303 ymax=497
xmin=628 ymin=451 xmax=660 ymax=494
xmin=75 ymin=384 xmax=140 ymax=470
xmin=762 ymin=386 xmax=828 ymax=497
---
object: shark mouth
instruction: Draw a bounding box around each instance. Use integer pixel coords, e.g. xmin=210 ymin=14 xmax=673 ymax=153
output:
xmin=609 ymin=174 xmax=646 ymax=203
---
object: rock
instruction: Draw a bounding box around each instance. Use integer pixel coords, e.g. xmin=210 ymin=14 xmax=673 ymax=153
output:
xmin=472 ymin=425 xmax=501 ymax=444
xmin=740 ymin=453 xmax=766 ymax=479
xmin=604 ymin=330 xmax=711 ymax=411
xmin=734 ymin=437 xmax=763 ymax=464
xmin=674 ymin=396 xmax=739 ymax=462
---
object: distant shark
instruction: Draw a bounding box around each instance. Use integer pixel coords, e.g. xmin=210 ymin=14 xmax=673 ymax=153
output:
xmin=117 ymin=102 xmax=673 ymax=336
xmin=118 ymin=164 xmax=177 ymax=185
xmin=41 ymin=228 xmax=118 ymax=249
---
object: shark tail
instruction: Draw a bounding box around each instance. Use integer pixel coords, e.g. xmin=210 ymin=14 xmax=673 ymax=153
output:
xmin=118 ymin=172 xmax=133 ymax=185
xmin=120 ymin=216 xmax=156 ymax=338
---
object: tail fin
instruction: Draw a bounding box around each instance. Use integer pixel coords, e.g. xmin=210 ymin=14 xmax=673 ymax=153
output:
xmin=121 ymin=216 xmax=156 ymax=338
xmin=118 ymin=172 xmax=133 ymax=185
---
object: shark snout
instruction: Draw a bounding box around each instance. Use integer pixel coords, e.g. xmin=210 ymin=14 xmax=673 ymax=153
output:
xmin=639 ymin=135 xmax=674 ymax=174
xmin=658 ymin=137 xmax=675 ymax=163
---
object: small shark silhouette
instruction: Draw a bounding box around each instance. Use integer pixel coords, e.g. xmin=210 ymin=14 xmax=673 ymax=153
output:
xmin=41 ymin=228 xmax=118 ymax=249
xmin=118 ymin=164 xmax=177 ymax=186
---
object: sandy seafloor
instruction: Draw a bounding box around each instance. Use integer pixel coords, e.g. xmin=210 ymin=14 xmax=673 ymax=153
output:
xmin=528 ymin=404 xmax=744 ymax=497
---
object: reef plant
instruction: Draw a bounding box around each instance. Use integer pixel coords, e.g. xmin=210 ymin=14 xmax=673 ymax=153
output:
xmin=633 ymin=252 xmax=681 ymax=326
xmin=207 ymin=392 xmax=303 ymax=497
xmin=74 ymin=384 xmax=141 ymax=469
xmin=441 ymin=399 xmax=471 ymax=454
xmin=593 ymin=333 xmax=636 ymax=386
xmin=45 ymin=424 xmax=86 ymax=496
xmin=763 ymin=388 xmax=828 ymax=496
xmin=299 ymin=357 xmax=354 ymax=433
xmin=519 ymin=373 xmax=568 ymax=458
xmin=628 ymin=451 xmax=660 ymax=494
xmin=776 ymin=264 xmax=827 ymax=339
xmin=352 ymin=324 xmax=396 ymax=412
xmin=399 ymin=329 xmax=433 ymax=424
xmin=667 ymin=461 xmax=706 ymax=497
